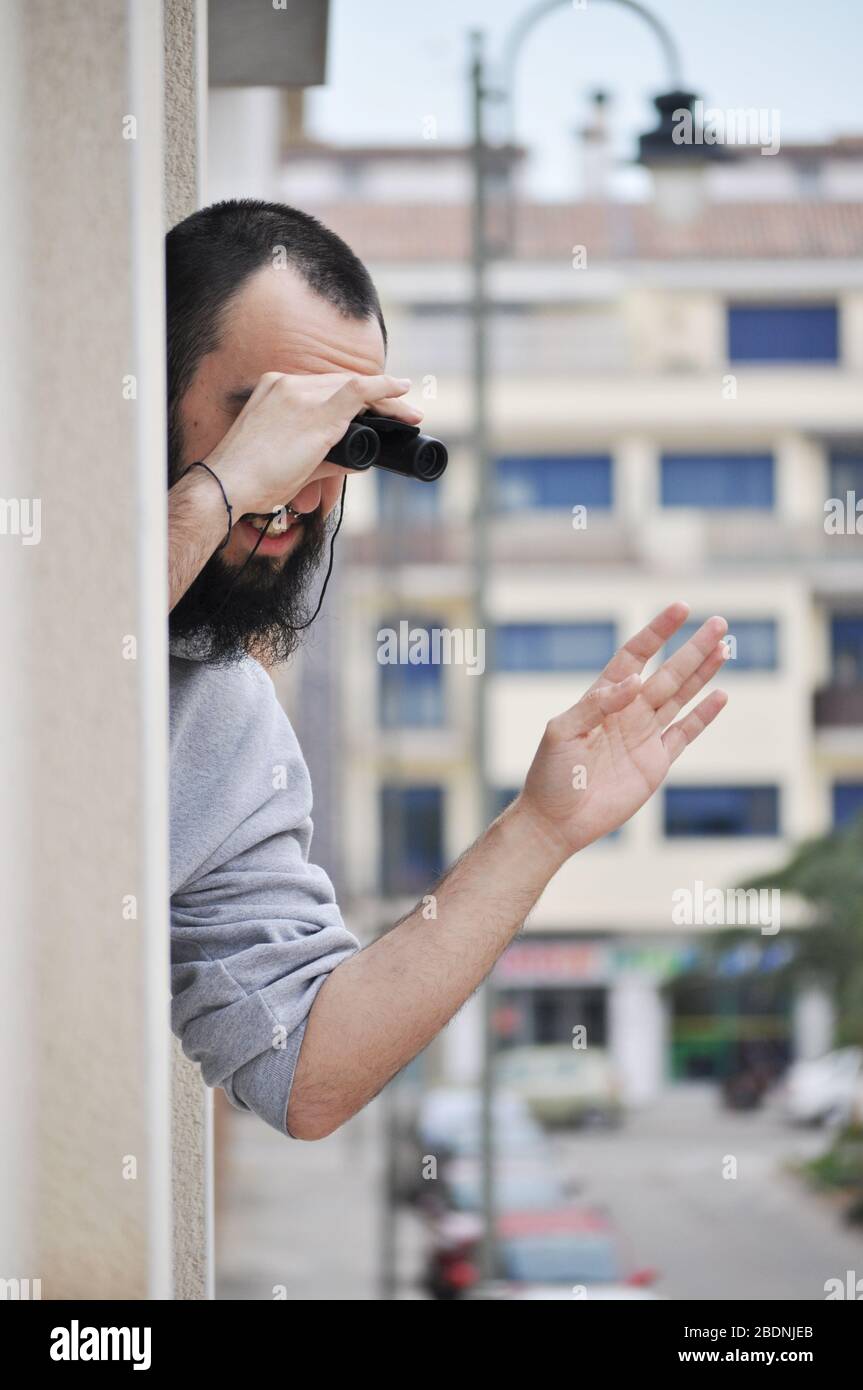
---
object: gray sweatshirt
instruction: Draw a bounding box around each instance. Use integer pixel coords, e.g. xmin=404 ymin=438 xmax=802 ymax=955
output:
xmin=169 ymin=639 xmax=360 ymax=1134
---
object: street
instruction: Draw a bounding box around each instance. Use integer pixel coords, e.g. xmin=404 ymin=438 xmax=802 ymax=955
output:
xmin=549 ymin=1085 xmax=863 ymax=1301
xmin=216 ymin=1085 xmax=863 ymax=1301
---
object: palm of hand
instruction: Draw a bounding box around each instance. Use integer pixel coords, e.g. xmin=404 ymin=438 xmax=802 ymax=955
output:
xmin=521 ymin=605 xmax=729 ymax=856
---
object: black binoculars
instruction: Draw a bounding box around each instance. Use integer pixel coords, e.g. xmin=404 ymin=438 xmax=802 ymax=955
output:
xmin=325 ymin=415 xmax=447 ymax=482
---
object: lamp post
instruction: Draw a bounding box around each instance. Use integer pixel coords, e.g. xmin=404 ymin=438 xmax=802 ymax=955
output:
xmin=468 ymin=0 xmax=707 ymax=1289
xmin=638 ymin=89 xmax=728 ymax=225
xmin=468 ymin=24 xmax=499 ymax=1291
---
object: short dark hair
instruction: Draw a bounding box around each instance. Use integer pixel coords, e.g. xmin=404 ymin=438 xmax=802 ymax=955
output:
xmin=165 ymin=198 xmax=386 ymax=475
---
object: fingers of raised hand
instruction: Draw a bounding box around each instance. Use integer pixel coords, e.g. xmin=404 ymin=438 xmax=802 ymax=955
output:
xmin=592 ymin=602 xmax=690 ymax=690
xmin=654 ymin=640 xmax=730 ymax=727
xmin=661 ymin=689 xmax=728 ymax=763
xmin=642 ymin=615 xmax=728 ymax=712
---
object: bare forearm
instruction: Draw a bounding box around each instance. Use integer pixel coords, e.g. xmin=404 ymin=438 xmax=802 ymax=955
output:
xmin=287 ymin=797 xmax=568 ymax=1140
xmin=167 ymin=468 xmax=231 ymax=612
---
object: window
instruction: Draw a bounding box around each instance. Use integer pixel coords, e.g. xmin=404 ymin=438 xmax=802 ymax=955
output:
xmin=829 ymin=452 xmax=863 ymax=500
xmin=665 ymin=786 xmax=780 ymax=838
xmin=831 ymin=616 xmax=863 ymax=684
xmin=378 ymin=466 xmax=440 ymax=522
xmin=728 ymin=304 xmax=839 ymax=363
xmin=495 ymin=455 xmax=612 ymax=512
xmin=380 ymin=785 xmax=444 ymax=895
xmin=666 ymin=619 xmax=778 ymax=671
xmin=833 ymin=783 xmax=863 ymax=829
xmin=379 ymin=618 xmax=445 ymax=728
xmin=496 ymin=622 xmax=616 ymax=673
xmin=661 ymin=453 xmax=774 ymax=509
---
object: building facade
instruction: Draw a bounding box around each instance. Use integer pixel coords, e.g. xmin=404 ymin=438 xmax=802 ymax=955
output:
xmin=278 ymin=134 xmax=863 ymax=1103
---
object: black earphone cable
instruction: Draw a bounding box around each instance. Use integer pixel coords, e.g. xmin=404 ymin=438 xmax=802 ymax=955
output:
xmin=294 ymin=476 xmax=347 ymax=630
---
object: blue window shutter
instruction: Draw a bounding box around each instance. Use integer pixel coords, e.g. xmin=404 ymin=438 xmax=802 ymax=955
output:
xmin=728 ymin=304 xmax=838 ymax=363
xmin=831 ymin=616 xmax=863 ymax=683
xmin=829 ymin=452 xmax=863 ymax=500
xmin=495 ymin=455 xmax=612 ymax=511
xmin=496 ymin=622 xmax=616 ymax=672
xmin=664 ymin=786 xmax=780 ymax=837
xmin=378 ymin=618 xmax=446 ymax=728
xmin=380 ymin=785 xmax=444 ymax=895
xmin=833 ymin=783 xmax=863 ymax=829
xmin=661 ymin=453 xmax=774 ymax=509
xmin=666 ymin=619 xmax=778 ymax=671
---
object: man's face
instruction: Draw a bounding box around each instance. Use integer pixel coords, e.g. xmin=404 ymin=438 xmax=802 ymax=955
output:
xmin=169 ymin=265 xmax=387 ymax=663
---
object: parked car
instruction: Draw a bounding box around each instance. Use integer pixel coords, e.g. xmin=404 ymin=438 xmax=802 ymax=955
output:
xmin=393 ymin=1086 xmax=549 ymax=1205
xmin=426 ymin=1204 xmax=659 ymax=1301
xmin=419 ymin=1086 xmax=547 ymax=1157
xmin=496 ymin=1045 xmax=624 ymax=1128
xmin=430 ymin=1155 xmax=572 ymax=1216
xmin=780 ymin=1047 xmax=863 ymax=1127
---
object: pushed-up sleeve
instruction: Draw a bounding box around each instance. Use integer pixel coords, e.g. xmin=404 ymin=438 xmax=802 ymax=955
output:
xmin=169 ymin=656 xmax=360 ymax=1135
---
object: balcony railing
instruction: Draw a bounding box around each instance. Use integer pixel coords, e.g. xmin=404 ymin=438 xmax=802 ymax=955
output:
xmin=345 ymin=513 xmax=863 ymax=569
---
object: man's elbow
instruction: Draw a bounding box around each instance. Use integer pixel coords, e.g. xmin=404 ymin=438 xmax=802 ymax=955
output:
xmin=286 ymin=982 xmax=364 ymax=1140
xmin=285 ymin=1092 xmax=353 ymax=1142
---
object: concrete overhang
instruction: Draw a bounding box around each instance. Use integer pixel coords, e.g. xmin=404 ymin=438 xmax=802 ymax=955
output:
xmin=209 ymin=0 xmax=329 ymax=87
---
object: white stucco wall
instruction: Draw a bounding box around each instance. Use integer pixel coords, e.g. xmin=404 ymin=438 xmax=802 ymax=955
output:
xmin=0 ymin=0 xmax=208 ymax=1300
xmin=0 ymin=0 xmax=173 ymax=1299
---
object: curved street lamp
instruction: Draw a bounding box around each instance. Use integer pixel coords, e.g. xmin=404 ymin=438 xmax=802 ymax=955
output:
xmin=500 ymin=0 xmax=684 ymax=118
xmin=492 ymin=0 xmax=714 ymax=232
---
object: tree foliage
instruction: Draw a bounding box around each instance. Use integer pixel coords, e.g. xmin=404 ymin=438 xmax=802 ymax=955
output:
xmin=743 ymin=814 xmax=863 ymax=1045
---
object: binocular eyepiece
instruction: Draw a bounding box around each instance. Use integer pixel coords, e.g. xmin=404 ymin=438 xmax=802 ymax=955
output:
xmin=325 ymin=415 xmax=447 ymax=482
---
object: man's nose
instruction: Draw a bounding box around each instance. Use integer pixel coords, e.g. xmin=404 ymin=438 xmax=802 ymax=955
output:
xmin=290 ymin=480 xmax=323 ymax=514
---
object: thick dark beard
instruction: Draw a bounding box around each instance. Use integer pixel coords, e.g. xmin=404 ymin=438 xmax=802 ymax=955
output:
xmin=168 ymin=424 xmax=331 ymax=667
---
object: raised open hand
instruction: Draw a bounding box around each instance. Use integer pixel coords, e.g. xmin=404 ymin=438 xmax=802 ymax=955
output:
xmin=516 ymin=602 xmax=729 ymax=857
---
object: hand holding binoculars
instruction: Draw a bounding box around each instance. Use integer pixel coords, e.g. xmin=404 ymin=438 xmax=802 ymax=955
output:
xmin=325 ymin=415 xmax=447 ymax=482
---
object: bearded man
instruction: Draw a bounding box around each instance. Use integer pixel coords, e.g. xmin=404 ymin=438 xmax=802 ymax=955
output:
xmin=166 ymin=199 xmax=729 ymax=1140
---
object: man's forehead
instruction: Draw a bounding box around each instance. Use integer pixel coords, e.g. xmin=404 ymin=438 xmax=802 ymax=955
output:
xmin=218 ymin=263 xmax=385 ymax=380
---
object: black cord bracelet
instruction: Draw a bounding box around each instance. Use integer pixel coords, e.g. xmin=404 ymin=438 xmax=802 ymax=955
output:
xmin=185 ymin=460 xmax=233 ymax=551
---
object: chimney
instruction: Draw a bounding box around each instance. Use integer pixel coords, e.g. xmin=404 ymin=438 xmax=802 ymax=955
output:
xmin=580 ymin=89 xmax=611 ymax=200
